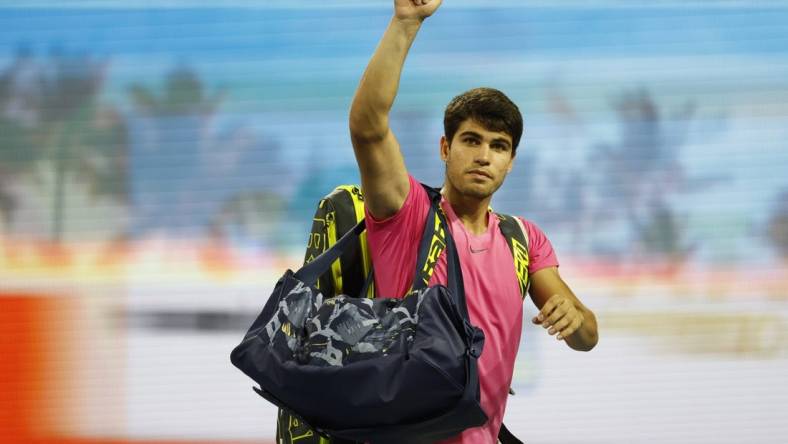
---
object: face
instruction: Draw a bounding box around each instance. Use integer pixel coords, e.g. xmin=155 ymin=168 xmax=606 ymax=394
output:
xmin=441 ymin=119 xmax=515 ymax=200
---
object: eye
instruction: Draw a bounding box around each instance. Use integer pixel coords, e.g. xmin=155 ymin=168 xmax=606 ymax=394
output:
xmin=463 ymin=137 xmax=480 ymax=145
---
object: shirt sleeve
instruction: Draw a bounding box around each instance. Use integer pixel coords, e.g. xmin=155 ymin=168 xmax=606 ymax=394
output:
xmin=519 ymin=217 xmax=559 ymax=274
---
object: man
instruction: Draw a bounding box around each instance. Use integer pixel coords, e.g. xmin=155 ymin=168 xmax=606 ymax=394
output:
xmin=349 ymin=1 xmax=598 ymax=443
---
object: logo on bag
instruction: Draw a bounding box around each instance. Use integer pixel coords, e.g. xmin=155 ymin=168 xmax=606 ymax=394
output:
xmin=511 ymin=237 xmax=529 ymax=296
xmin=350 ymin=185 xmax=364 ymax=201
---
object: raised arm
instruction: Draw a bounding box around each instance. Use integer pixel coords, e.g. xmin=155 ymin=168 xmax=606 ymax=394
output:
xmin=349 ymin=0 xmax=442 ymax=219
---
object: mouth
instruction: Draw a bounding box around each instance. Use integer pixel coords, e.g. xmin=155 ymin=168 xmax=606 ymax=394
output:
xmin=467 ymin=169 xmax=492 ymax=180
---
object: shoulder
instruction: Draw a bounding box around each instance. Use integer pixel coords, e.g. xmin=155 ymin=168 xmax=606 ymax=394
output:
xmin=365 ymin=174 xmax=430 ymax=230
xmin=514 ymin=216 xmax=560 ymax=272
xmin=516 ymin=217 xmax=550 ymax=242
xmin=496 ymin=213 xmax=551 ymax=245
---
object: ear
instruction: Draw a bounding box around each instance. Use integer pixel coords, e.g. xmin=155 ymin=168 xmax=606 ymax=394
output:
xmin=440 ymin=135 xmax=450 ymax=161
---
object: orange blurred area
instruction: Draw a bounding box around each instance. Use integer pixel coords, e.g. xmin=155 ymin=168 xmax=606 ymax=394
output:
xmin=48 ymin=440 xmax=269 ymax=444
xmin=0 ymin=293 xmax=273 ymax=444
xmin=1 ymin=294 xmax=78 ymax=443
xmin=0 ymin=237 xmax=294 ymax=283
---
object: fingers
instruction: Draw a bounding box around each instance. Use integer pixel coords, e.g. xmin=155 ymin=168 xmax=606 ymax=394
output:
xmin=549 ymin=314 xmax=583 ymax=340
xmin=536 ymin=294 xmax=560 ymax=323
xmin=559 ymin=316 xmax=583 ymax=340
xmin=547 ymin=315 xmax=571 ymax=336
xmin=539 ymin=295 xmax=566 ymax=327
xmin=541 ymin=300 xmax=568 ymax=337
xmin=537 ymin=294 xmax=583 ymax=340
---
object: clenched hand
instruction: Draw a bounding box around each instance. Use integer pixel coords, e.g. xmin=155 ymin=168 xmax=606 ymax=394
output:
xmin=532 ymin=293 xmax=585 ymax=341
xmin=394 ymin=0 xmax=442 ymax=22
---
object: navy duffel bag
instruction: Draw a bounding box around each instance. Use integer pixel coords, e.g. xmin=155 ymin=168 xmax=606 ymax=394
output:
xmin=230 ymin=188 xmax=487 ymax=444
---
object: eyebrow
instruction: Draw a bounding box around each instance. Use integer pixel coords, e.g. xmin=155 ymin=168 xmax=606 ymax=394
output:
xmin=459 ymin=131 xmax=512 ymax=148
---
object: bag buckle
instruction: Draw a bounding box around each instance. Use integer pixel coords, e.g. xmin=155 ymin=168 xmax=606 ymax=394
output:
xmin=467 ymin=326 xmax=485 ymax=358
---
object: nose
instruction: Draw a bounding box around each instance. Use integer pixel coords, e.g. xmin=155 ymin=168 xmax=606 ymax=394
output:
xmin=474 ymin=144 xmax=491 ymax=165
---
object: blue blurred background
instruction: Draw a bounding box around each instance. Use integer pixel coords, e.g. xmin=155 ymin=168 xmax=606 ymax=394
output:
xmin=1 ymin=1 xmax=787 ymax=443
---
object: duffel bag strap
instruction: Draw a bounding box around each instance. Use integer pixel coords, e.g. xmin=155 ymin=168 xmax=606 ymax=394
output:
xmin=412 ymin=184 xmax=448 ymax=293
xmin=295 ymin=219 xmax=366 ymax=287
xmin=434 ymin=199 xmax=469 ymax=321
xmin=498 ymin=422 xmax=524 ymax=444
xmin=413 ymin=184 xmax=469 ymax=321
xmin=411 ymin=201 xmax=447 ymax=292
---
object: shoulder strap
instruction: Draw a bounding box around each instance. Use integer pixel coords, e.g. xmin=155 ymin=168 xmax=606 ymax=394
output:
xmin=296 ymin=218 xmax=366 ymax=286
xmin=496 ymin=213 xmax=530 ymax=299
xmin=411 ymin=185 xmax=448 ymax=292
xmin=422 ymin=186 xmax=469 ymax=318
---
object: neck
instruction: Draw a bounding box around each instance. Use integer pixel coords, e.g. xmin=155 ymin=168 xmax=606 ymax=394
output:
xmin=441 ymin=184 xmax=491 ymax=235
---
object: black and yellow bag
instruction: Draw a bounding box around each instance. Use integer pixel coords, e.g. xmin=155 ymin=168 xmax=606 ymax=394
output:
xmin=276 ymin=184 xmax=530 ymax=444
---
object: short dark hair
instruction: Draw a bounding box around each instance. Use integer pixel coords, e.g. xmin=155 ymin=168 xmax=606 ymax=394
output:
xmin=443 ymin=87 xmax=523 ymax=154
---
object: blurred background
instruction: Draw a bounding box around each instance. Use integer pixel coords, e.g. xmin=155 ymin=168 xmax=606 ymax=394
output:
xmin=1 ymin=1 xmax=787 ymax=443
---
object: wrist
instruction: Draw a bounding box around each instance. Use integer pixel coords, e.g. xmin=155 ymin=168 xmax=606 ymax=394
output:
xmin=392 ymin=15 xmax=425 ymax=31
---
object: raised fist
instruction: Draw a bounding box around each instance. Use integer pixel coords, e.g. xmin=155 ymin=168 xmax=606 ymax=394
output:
xmin=394 ymin=0 xmax=442 ymax=22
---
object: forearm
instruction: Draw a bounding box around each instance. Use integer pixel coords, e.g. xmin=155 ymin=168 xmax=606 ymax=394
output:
xmin=349 ymin=17 xmax=422 ymax=141
xmin=564 ymin=306 xmax=598 ymax=351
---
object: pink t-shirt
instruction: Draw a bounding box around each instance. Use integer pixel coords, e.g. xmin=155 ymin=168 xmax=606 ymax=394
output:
xmin=365 ymin=175 xmax=559 ymax=444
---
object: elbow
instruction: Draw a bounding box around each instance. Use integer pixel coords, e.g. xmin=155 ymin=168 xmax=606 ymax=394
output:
xmin=349 ymin=116 xmax=388 ymax=145
xmin=568 ymin=334 xmax=597 ymax=352
xmin=349 ymin=126 xmax=383 ymax=146
xmin=583 ymin=310 xmax=599 ymax=351
xmin=349 ymin=100 xmax=389 ymax=143
xmin=576 ymin=333 xmax=598 ymax=352
xmin=589 ymin=332 xmax=599 ymax=350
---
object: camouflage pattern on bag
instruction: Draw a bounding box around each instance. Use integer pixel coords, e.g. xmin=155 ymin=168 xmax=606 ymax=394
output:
xmin=261 ymin=281 xmax=426 ymax=367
